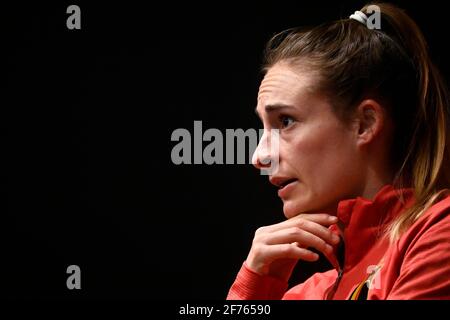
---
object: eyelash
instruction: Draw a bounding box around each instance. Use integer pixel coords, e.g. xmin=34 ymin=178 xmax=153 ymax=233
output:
xmin=278 ymin=115 xmax=295 ymax=129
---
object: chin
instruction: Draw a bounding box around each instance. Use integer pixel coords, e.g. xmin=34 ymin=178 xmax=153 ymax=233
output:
xmin=282 ymin=201 xmax=308 ymax=219
xmin=282 ymin=198 xmax=334 ymax=219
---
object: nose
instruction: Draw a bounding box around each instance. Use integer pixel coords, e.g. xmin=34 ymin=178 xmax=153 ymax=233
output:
xmin=252 ymin=131 xmax=273 ymax=170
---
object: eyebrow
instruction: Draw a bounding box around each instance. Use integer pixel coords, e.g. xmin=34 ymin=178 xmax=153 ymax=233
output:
xmin=254 ymin=103 xmax=296 ymax=118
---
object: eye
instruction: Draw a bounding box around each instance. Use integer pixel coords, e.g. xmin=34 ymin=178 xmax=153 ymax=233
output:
xmin=279 ymin=115 xmax=295 ymax=128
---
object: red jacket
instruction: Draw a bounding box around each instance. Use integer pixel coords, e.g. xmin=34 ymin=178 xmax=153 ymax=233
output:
xmin=227 ymin=184 xmax=450 ymax=299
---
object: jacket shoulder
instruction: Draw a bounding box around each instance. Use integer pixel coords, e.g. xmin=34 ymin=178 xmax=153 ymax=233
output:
xmin=387 ymin=193 xmax=450 ymax=299
xmin=418 ymin=192 xmax=450 ymax=225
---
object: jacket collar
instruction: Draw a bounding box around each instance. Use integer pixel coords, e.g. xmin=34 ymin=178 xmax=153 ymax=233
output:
xmin=329 ymin=184 xmax=415 ymax=271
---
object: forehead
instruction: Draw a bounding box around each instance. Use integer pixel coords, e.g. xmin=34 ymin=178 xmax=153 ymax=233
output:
xmin=257 ymin=63 xmax=316 ymax=109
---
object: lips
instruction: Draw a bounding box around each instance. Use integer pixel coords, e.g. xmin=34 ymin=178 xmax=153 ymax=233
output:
xmin=277 ymin=179 xmax=298 ymax=198
xmin=278 ymin=178 xmax=297 ymax=188
xmin=270 ymin=176 xmax=298 ymax=188
xmin=269 ymin=176 xmax=299 ymax=198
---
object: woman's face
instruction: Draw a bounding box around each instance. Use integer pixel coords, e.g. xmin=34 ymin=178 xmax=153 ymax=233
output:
xmin=254 ymin=62 xmax=364 ymax=218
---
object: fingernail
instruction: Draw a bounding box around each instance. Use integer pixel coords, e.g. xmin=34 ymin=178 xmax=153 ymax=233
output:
xmin=331 ymin=234 xmax=340 ymax=243
xmin=329 ymin=216 xmax=338 ymax=222
xmin=326 ymin=244 xmax=334 ymax=253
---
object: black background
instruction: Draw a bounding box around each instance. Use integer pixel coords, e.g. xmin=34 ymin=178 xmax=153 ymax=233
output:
xmin=4 ymin=0 xmax=450 ymax=300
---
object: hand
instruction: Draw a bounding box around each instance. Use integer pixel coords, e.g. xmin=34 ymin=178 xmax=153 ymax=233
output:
xmin=245 ymin=213 xmax=340 ymax=282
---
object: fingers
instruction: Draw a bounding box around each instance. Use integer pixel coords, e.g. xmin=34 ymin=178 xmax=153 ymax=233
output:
xmin=293 ymin=218 xmax=340 ymax=246
xmin=263 ymin=243 xmax=320 ymax=262
xmin=256 ymin=215 xmax=340 ymax=247
xmin=263 ymin=226 xmax=335 ymax=256
xmin=246 ymin=213 xmax=341 ymax=277
xmin=261 ymin=213 xmax=338 ymax=234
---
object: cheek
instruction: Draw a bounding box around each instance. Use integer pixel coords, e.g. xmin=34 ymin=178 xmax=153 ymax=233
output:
xmin=289 ymin=128 xmax=337 ymax=159
xmin=287 ymin=126 xmax=357 ymax=175
xmin=314 ymin=134 xmax=361 ymax=192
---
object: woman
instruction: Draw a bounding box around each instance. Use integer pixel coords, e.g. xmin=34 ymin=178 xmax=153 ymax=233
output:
xmin=228 ymin=2 xmax=450 ymax=300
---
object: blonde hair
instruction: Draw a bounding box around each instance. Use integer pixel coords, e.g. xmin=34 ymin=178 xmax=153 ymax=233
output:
xmin=263 ymin=2 xmax=450 ymax=241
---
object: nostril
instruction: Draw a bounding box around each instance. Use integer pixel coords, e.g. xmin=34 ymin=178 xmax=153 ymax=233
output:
xmin=260 ymin=156 xmax=271 ymax=166
xmin=251 ymin=151 xmax=260 ymax=167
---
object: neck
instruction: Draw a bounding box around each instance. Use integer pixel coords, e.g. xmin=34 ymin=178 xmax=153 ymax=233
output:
xmin=359 ymin=165 xmax=395 ymax=200
xmin=321 ymin=166 xmax=395 ymax=216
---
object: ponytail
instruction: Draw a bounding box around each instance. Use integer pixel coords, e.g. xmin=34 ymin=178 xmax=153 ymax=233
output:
xmin=366 ymin=3 xmax=450 ymax=240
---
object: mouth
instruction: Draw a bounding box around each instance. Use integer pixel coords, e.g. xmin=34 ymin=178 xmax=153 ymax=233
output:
xmin=270 ymin=176 xmax=299 ymax=198
xmin=278 ymin=179 xmax=297 ymax=189
xmin=270 ymin=177 xmax=298 ymax=189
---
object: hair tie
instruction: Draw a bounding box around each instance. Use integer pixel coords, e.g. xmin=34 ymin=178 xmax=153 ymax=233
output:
xmin=349 ymin=11 xmax=368 ymax=26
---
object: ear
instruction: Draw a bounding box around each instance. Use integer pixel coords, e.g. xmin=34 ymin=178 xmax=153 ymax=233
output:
xmin=353 ymin=99 xmax=386 ymax=147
